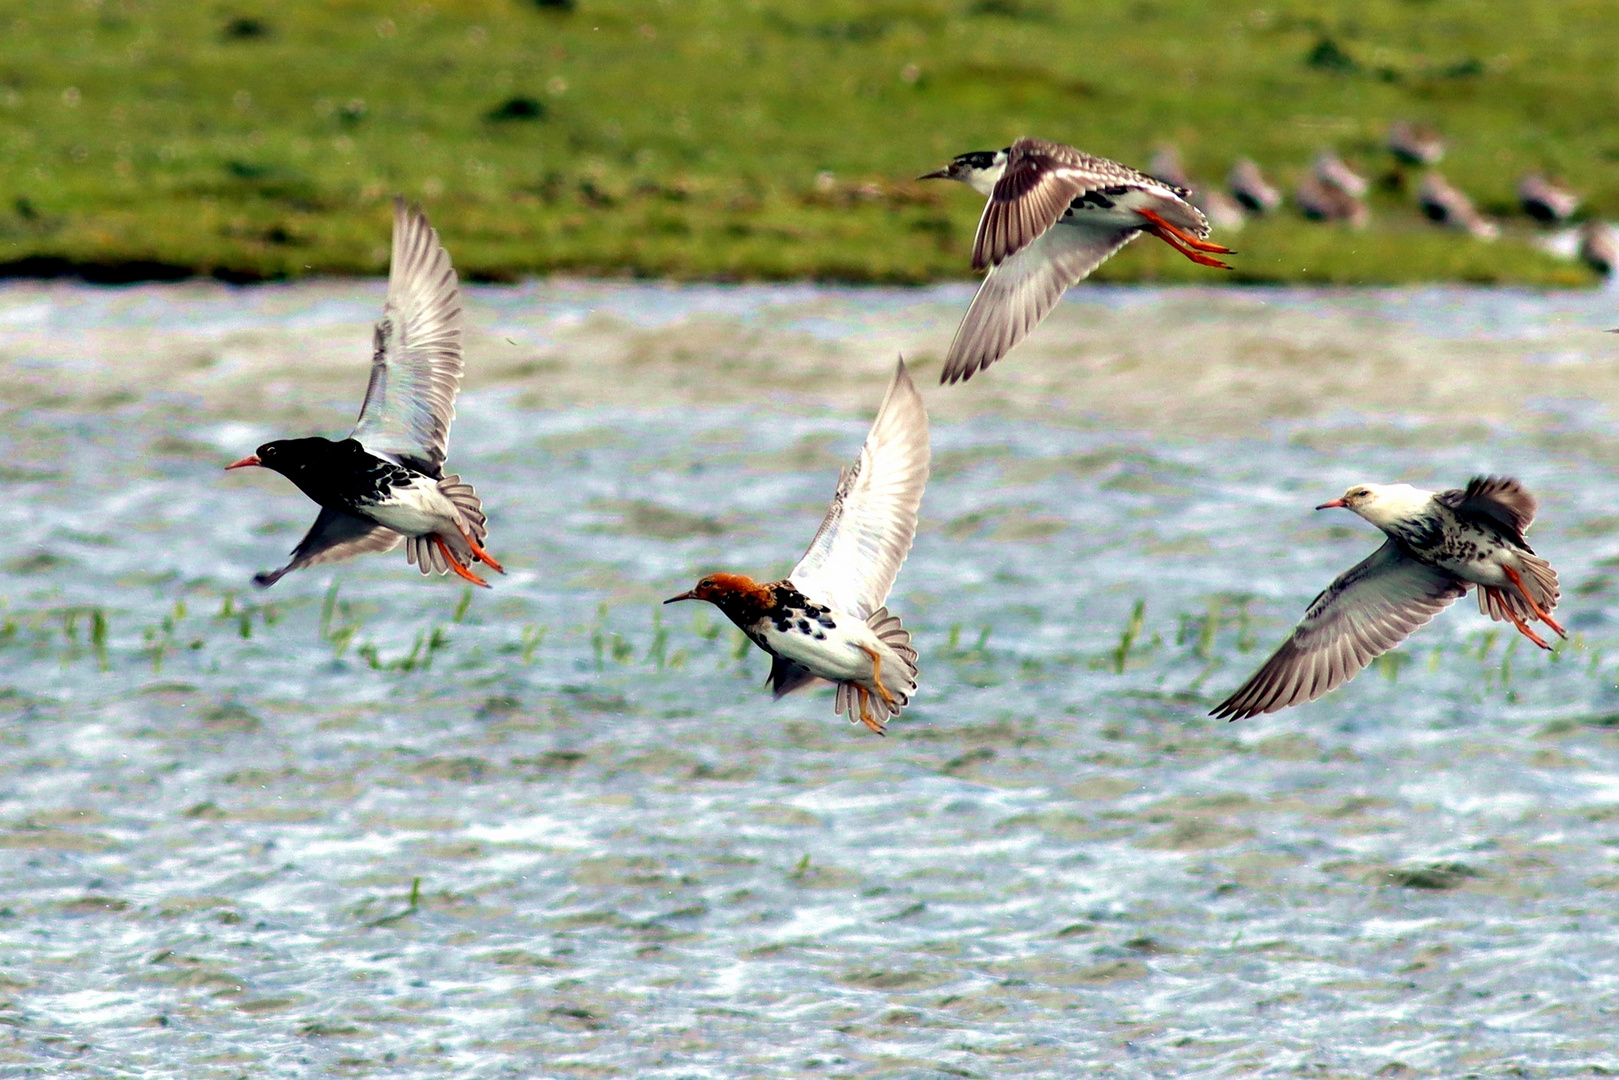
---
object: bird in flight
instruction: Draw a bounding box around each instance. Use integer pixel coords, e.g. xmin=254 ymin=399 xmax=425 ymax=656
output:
xmin=666 ymin=359 xmax=930 ymax=736
xmin=920 ymin=137 xmax=1234 ymax=384
xmin=1213 ymin=477 xmax=1563 ymax=720
xmin=226 ymin=199 xmax=503 ymax=588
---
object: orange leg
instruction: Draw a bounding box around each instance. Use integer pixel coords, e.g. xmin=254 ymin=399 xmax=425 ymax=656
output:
xmin=1489 ymin=588 xmax=1551 ymax=650
xmin=454 ymin=524 xmax=505 ymax=574
xmin=432 ymin=535 xmax=491 ymax=588
xmin=853 ymin=686 xmax=887 ymax=737
xmin=1136 ymin=207 xmax=1237 ymax=254
xmin=857 ymin=644 xmax=899 ymax=711
xmin=1502 ymin=565 xmax=1565 ymax=638
xmin=1142 ymin=224 xmax=1234 ymax=269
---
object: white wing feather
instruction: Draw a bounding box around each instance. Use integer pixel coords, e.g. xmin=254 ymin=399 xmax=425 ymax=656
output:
xmin=789 ymin=359 xmax=930 ymax=620
xmin=351 ymin=199 xmax=464 ymax=475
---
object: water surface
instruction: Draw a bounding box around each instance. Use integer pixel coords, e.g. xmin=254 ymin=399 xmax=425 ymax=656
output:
xmin=1 ymin=282 xmax=1618 ymax=1078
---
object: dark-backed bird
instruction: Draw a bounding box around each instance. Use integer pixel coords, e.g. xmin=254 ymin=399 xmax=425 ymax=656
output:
xmin=1213 ymin=477 xmax=1564 ymax=721
xmin=1228 ymin=158 xmax=1282 ymax=214
xmin=1518 ymin=173 xmax=1580 ymax=224
xmin=225 ymin=199 xmax=503 ymax=588
xmin=1418 ymin=172 xmax=1499 ymax=240
xmin=1314 ymin=151 xmax=1368 ymax=199
xmin=665 ymin=359 xmax=929 ymax=736
xmin=1295 ymin=175 xmax=1368 ymax=228
xmin=920 ymin=137 xmax=1234 ymax=384
xmin=1580 ymin=220 xmax=1617 ymax=277
xmin=1388 ymin=121 xmax=1445 ymax=167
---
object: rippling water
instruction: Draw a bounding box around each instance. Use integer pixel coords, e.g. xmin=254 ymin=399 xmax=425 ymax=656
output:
xmin=2 ymin=281 xmax=1618 ymax=1078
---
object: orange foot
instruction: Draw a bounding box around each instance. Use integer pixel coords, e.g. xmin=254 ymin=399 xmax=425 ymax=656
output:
xmin=1502 ymin=565 xmax=1565 ymax=638
xmin=433 ymin=534 xmax=491 ymax=588
xmin=455 ymin=524 xmax=505 ymax=574
xmin=1137 ymin=207 xmax=1235 ymax=269
xmin=853 ymin=686 xmax=887 ymax=737
xmin=1489 ymin=587 xmax=1551 ymax=649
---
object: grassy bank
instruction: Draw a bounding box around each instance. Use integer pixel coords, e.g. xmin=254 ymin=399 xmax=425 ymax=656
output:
xmin=0 ymin=0 xmax=1614 ymax=284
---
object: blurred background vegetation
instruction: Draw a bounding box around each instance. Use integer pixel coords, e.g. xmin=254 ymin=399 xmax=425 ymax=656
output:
xmin=0 ymin=0 xmax=1614 ymax=284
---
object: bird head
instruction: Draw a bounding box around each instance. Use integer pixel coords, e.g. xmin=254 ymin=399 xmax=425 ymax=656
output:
xmin=918 ymin=149 xmax=1007 ymax=196
xmin=225 ymin=436 xmax=347 ymax=478
xmin=1317 ymin=482 xmax=1432 ymax=528
xmin=664 ymin=572 xmax=772 ymax=613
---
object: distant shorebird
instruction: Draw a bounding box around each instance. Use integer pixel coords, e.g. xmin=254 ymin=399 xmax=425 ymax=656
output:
xmin=226 ymin=200 xmax=503 ymax=588
xmin=666 ymin=359 xmax=929 ymax=736
xmin=1228 ymin=158 xmax=1282 ymax=214
xmin=1579 ymin=220 xmax=1617 ymax=276
xmin=1388 ymin=121 xmax=1445 ymax=167
xmin=920 ymin=137 xmax=1234 ymax=384
xmin=1295 ymin=175 xmax=1368 ymax=227
xmin=1417 ymin=172 xmax=1499 ymax=240
xmin=1518 ymin=173 xmax=1580 ymax=224
xmin=1314 ymin=151 xmax=1368 ymax=198
xmin=1212 ymin=477 xmax=1563 ymax=720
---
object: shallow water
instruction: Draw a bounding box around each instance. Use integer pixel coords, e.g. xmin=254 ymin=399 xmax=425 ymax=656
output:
xmin=1 ymin=281 xmax=1618 ymax=1078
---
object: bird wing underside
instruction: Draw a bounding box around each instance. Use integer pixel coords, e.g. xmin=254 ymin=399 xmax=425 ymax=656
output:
xmin=767 ymin=653 xmax=822 ymax=698
xmin=1211 ymin=541 xmax=1468 ymax=720
xmin=789 ymin=359 xmax=930 ymax=620
xmin=1435 ymin=475 xmax=1537 ymax=548
xmin=942 ymin=222 xmax=1140 ymax=384
xmin=971 ymin=137 xmax=1192 ymax=271
xmin=351 ymin=199 xmax=464 ymax=478
xmin=254 ymin=507 xmax=403 ymax=588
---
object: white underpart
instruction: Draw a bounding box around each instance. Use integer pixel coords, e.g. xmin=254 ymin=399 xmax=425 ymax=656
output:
xmin=1345 ymin=482 xmax=1437 ymax=530
xmin=1065 ymin=185 xmax=1185 ymax=230
xmin=759 ymin=613 xmax=914 ymax=700
xmin=363 ymin=475 xmax=467 ymax=538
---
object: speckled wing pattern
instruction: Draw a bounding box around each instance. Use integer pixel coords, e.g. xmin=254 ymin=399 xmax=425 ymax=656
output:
xmin=1211 ymin=540 xmax=1468 ymax=720
xmin=789 ymin=359 xmax=930 ymax=621
xmin=254 ymin=508 xmax=403 ymax=588
xmin=969 ymin=137 xmax=1192 ymax=271
xmin=942 ymin=223 xmax=1140 ymax=385
xmin=1435 ymin=475 xmax=1537 ymax=549
xmin=351 ymin=199 xmax=464 ymax=477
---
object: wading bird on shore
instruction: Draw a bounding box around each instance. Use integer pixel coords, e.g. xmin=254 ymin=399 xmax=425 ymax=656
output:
xmin=1418 ymin=172 xmax=1499 ymax=240
xmin=1519 ymin=173 xmax=1580 ymax=224
xmin=1213 ymin=477 xmax=1563 ymax=721
xmin=226 ymin=200 xmax=503 ymax=588
xmin=920 ymin=137 xmax=1233 ymax=384
xmin=665 ymin=359 xmax=929 ymax=736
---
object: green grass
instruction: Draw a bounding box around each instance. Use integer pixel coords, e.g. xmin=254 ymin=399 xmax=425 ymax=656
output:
xmin=0 ymin=0 xmax=1615 ymax=284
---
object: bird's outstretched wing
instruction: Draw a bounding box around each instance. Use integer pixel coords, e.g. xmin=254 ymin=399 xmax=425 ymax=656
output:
xmin=971 ymin=137 xmax=1181 ymax=271
xmin=351 ymin=199 xmax=464 ymax=477
xmin=253 ymin=508 xmax=402 ymax=588
xmin=1211 ymin=540 xmax=1467 ymax=720
xmin=1435 ymin=475 xmax=1537 ymax=548
xmin=943 ymin=222 xmax=1140 ymax=384
xmin=789 ymin=359 xmax=930 ymax=620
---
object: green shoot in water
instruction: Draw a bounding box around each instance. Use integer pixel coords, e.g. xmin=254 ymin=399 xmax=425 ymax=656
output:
xmin=520 ymin=624 xmax=546 ymax=665
xmin=1112 ymin=600 xmax=1146 ymax=675
xmin=647 ymin=608 xmax=668 ymax=670
xmin=452 ymin=587 xmax=474 ymax=625
xmin=90 ymin=608 xmax=108 ymax=672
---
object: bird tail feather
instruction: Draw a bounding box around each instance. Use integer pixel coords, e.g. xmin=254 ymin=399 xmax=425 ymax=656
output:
xmin=1478 ymin=552 xmax=1559 ymax=624
xmin=833 ymin=607 xmax=920 ymax=727
xmin=400 ymin=475 xmax=487 ymax=577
